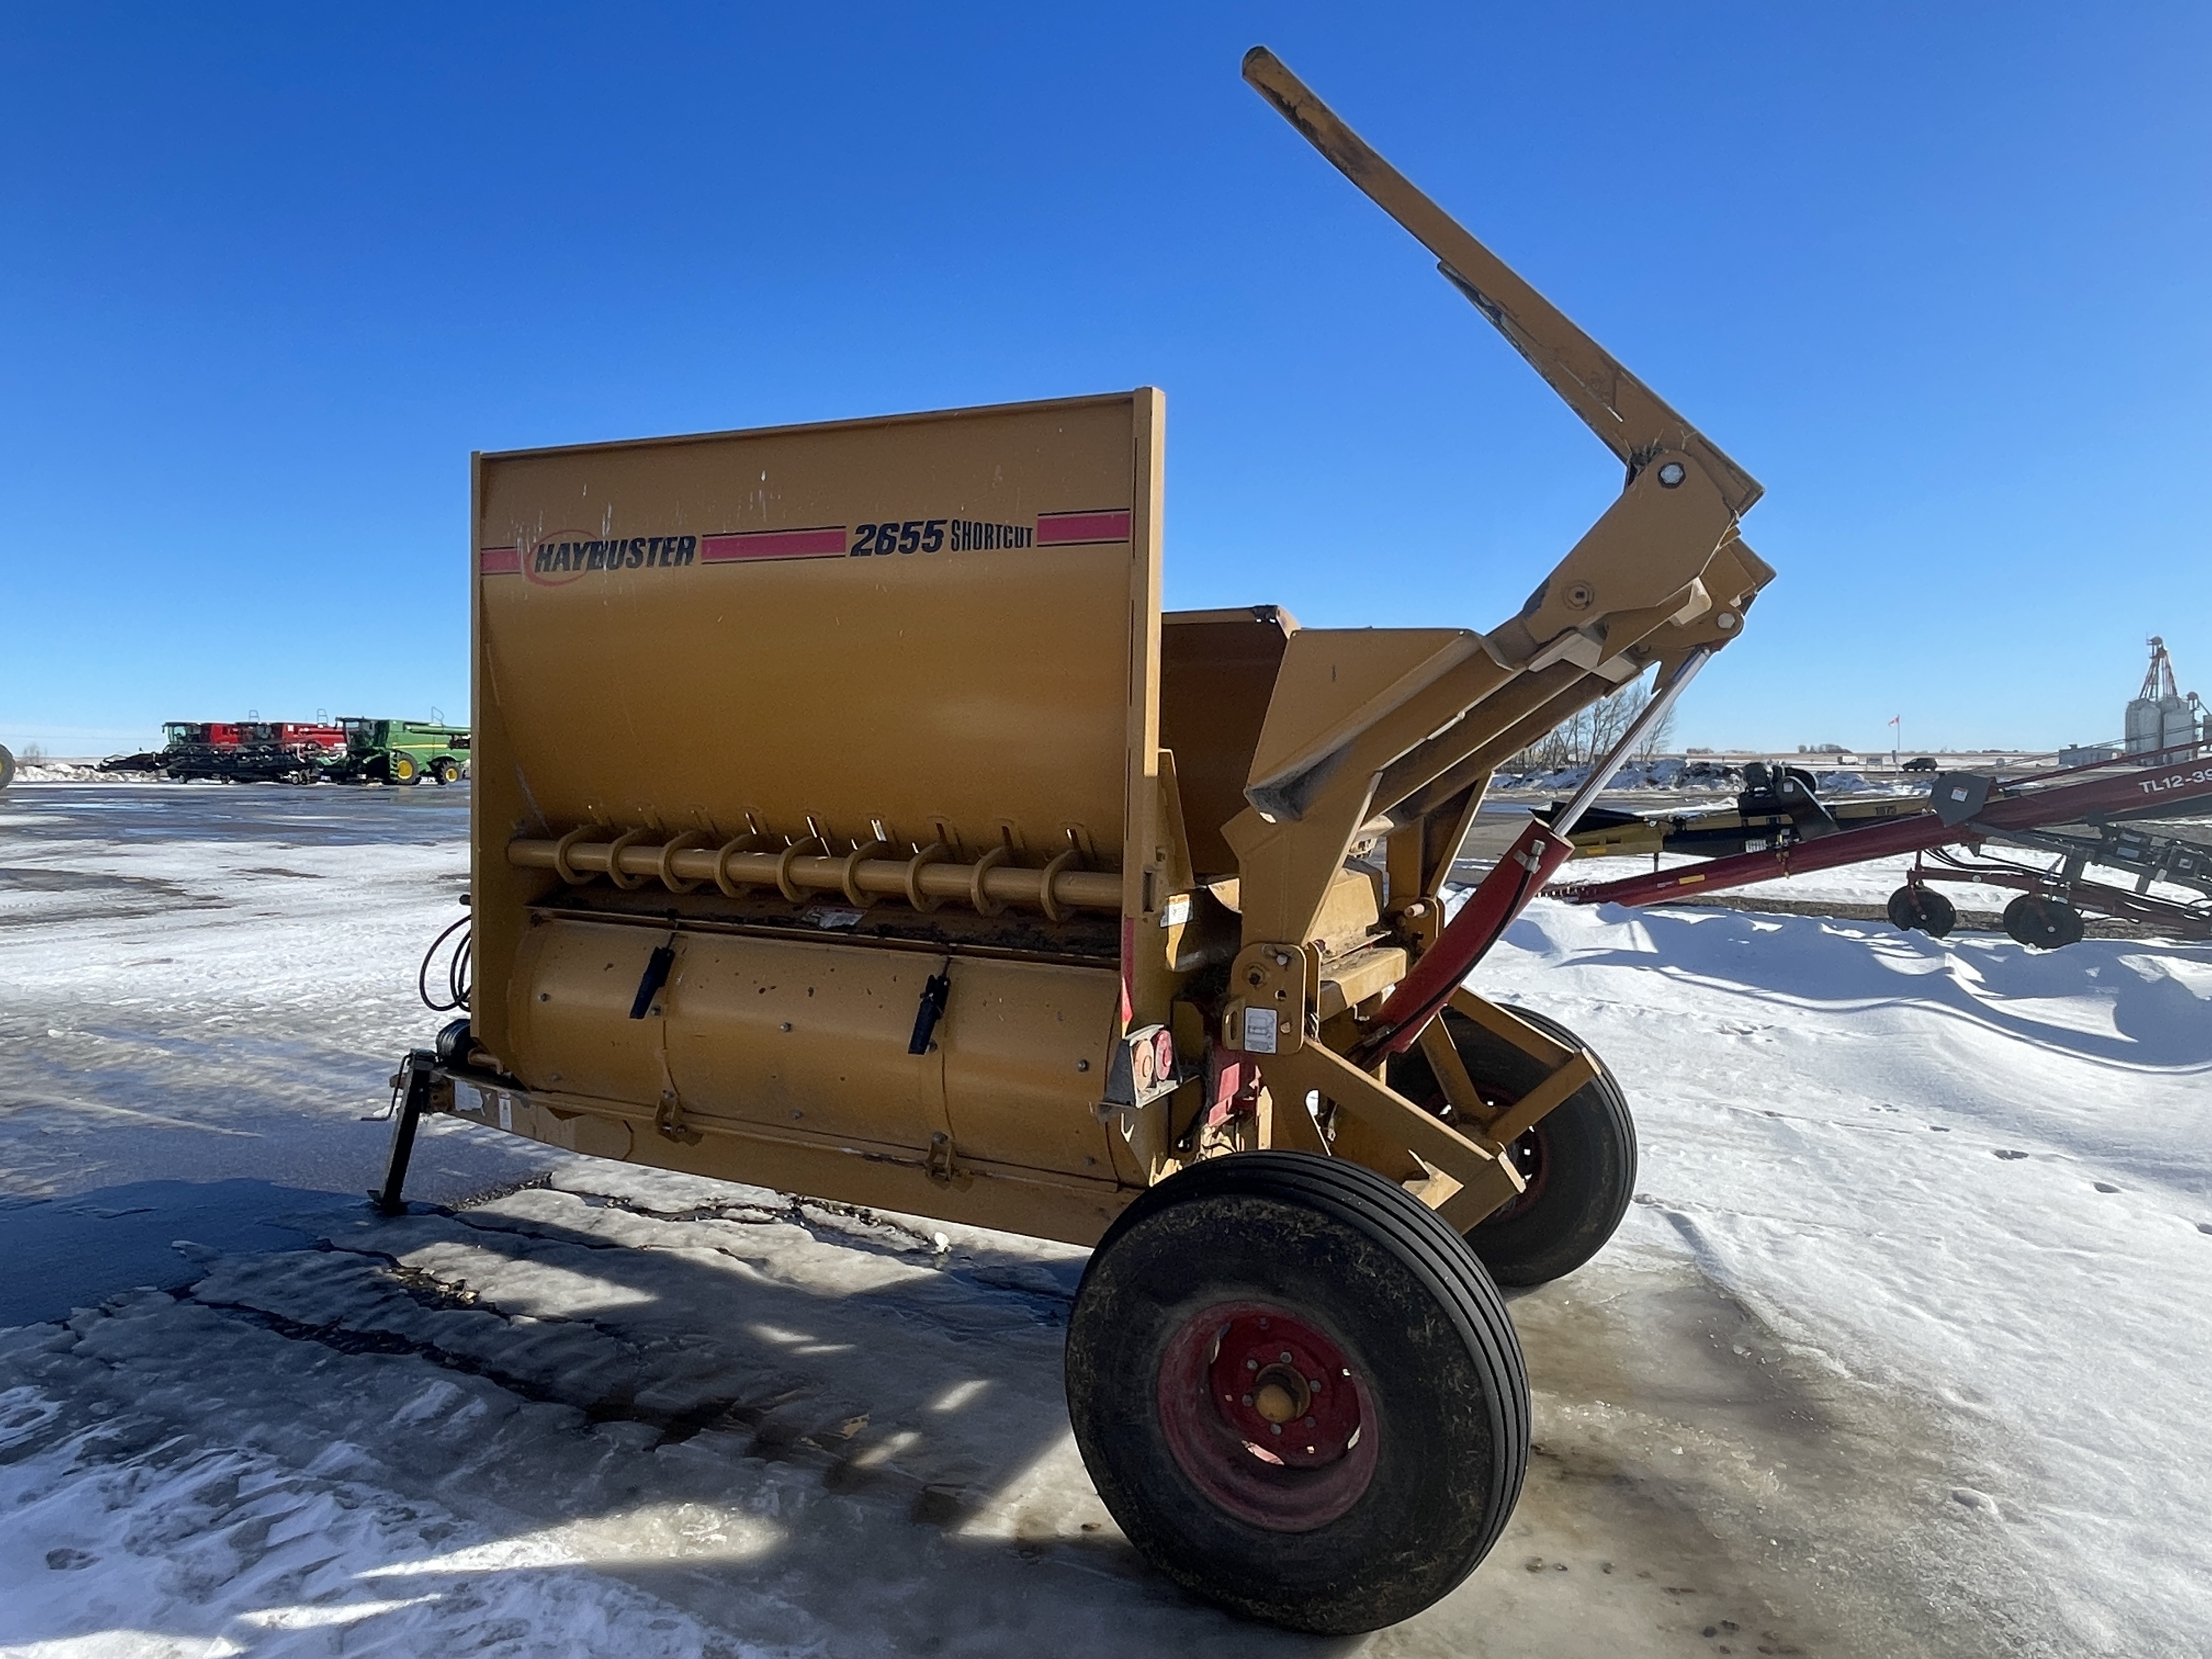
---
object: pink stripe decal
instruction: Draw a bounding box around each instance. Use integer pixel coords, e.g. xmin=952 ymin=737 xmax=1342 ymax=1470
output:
xmin=479 ymin=546 xmax=521 ymax=574
xmin=1036 ymin=509 xmax=1132 ymax=546
xmin=698 ymin=527 xmax=849 ymax=562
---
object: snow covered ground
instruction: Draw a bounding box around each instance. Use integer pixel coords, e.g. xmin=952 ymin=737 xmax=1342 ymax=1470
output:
xmin=2 ymin=782 xmax=2208 ymax=1656
xmin=1489 ymin=902 xmax=2212 ymax=1652
xmin=0 ymin=782 xmax=539 ymax=1227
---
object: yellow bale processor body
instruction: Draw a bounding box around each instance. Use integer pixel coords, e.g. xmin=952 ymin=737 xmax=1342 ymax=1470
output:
xmin=467 ymin=392 xmax=1171 ymax=1242
xmin=380 ymin=47 xmax=1781 ymax=1634
xmin=453 ymin=359 xmax=1766 ymax=1245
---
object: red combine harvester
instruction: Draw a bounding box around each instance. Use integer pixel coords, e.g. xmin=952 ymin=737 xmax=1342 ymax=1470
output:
xmin=265 ymin=721 xmax=346 ymax=750
xmin=255 ymin=721 xmax=349 ymax=782
xmin=1550 ymin=741 xmax=2212 ymax=946
xmin=146 ymin=720 xmax=347 ymax=783
xmin=159 ymin=722 xmax=246 ymax=780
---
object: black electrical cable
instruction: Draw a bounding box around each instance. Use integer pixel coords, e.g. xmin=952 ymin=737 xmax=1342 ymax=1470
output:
xmin=417 ymin=913 xmax=473 ymax=1013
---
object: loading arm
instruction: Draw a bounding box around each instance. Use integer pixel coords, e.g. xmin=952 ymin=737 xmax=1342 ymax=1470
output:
xmin=1218 ymin=49 xmax=1779 ymax=1216
xmin=1229 ymin=47 xmax=1775 ymax=946
xmin=1242 ymin=47 xmax=1762 ymax=519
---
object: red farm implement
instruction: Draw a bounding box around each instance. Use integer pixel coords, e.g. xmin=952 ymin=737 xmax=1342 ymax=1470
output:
xmin=154 ymin=719 xmax=346 ymax=783
xmin=1549 ymin=741 xmax=2212 ymax=946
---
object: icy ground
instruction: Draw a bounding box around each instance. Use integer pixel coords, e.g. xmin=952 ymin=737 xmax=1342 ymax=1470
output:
xmin=2 ymin=783 xmax=2209 ymax=1656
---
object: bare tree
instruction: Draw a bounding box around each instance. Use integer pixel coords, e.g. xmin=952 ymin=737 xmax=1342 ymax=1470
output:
xmin=1509 ymin=673 xmax=1667 ymax=771
xmin=1633 ymin=688 xmax=1678 ymax=760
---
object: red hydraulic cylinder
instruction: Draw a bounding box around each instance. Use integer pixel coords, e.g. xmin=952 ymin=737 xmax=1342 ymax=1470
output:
xmin=1360 ymin=819 xmax=1576 ymax=1060
xmin=1357 ymin=645 xmax=1719 ymax=1058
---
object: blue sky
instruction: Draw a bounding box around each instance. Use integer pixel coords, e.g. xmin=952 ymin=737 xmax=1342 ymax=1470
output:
xmin=3 ymin=3 xmax=2205 ymax=757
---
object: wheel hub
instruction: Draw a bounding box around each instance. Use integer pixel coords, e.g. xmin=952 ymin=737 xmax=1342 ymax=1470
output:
xmin=1206 ymin=1313 xmax=1359 ymax=1464
xmin=1156 ymin=1301 xmax=1379 ymax=1532
xmin=1250 ymin=1369 xmax=1306 ymax=1424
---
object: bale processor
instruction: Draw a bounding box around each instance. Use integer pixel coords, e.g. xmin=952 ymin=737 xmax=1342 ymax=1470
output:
xmin=382 ymin=48 xmax=1775 ymax=1632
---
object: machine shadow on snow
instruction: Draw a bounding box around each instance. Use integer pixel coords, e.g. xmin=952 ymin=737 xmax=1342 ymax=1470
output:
xmin=2 ymin=1174 xmax=2012 ymax=1659
xmin=3 ymin=1178 xmax=1363 ymax=1656
xmin=1544 ymin=907 xmax=2212 ymax=1070
xmin=0 ymin=1178 xmax=335 ymax=1327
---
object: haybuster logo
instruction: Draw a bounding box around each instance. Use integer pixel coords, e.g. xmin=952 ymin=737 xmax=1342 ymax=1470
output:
xmin=524 ymin=531 xmax=698 ymax=586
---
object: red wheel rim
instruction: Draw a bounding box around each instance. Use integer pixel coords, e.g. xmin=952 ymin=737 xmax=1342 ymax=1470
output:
xmin=1156 ymin=1302 xmax=1379 ymax=1532
xmin=1484 ymin=1125 xmax=1551 ymax=1225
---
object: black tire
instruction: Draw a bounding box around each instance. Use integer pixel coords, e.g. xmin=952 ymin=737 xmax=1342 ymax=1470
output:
xmin=1066 ymin=1151 xmax=1527 ymax=1634
xmin=2004 ymin=894 xmax=2084 ymax=949
xmin=431 ymin=758 xmax=456 ymax=785
xmin=0 ymin=744 xmax=14 ymax=789
xmin=390 ymin=752 xmax=421 ymax=786
xmin=1886 ymin=884 xmax=1957 ymax=938
xmin=1387 ymin=1005 xmax=1635 ymax=1287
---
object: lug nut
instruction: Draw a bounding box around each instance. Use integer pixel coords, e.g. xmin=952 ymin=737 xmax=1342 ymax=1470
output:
xmin=1269 ymin=1424 xmax=1282 ymax=1436
xmin=1245 ymin=1358 xmax=1258 ymax=1370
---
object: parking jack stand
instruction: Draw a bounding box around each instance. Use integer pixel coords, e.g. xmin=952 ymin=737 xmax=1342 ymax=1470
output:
xmin=375 ymin=1054 xmax=433 ymax=1216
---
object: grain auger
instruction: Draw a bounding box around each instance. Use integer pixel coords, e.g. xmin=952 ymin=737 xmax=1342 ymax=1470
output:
xmin=381 ymin=46 xmax=1773 ymax=1634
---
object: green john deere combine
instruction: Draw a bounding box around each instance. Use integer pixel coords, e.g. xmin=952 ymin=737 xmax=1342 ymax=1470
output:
xmin=325 ymin=718 xmax=470 ymax=786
